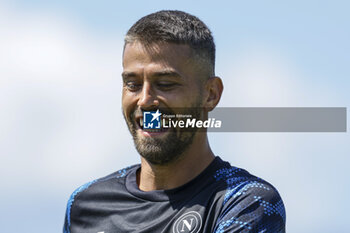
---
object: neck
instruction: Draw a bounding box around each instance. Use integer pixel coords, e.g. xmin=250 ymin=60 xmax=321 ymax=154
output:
xmin=137 ymin=134 xmax=215 ymax=191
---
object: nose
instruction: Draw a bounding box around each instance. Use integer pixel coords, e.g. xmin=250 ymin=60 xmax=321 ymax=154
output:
xmin=137 ymin=81 xmax=159 ymax=109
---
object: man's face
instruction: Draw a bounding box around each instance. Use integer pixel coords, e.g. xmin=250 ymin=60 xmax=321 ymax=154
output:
xmin=122 ymin=41 xmax=206 ymax=165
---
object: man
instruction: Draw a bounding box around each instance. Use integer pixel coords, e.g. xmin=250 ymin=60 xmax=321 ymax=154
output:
xmin=63 ymin=10 xmax=286 ymax=233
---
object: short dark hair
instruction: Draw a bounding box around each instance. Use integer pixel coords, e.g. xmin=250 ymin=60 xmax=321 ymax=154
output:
xmin=125 ymin=10 xmax=215 ymax=76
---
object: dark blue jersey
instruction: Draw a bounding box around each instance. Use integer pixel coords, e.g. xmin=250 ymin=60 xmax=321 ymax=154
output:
xmin=63 ymin=157 xmax=286 ymax=233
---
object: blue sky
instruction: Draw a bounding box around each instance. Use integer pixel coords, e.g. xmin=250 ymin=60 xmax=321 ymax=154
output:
xmin=0 ymin=0 xmax=349 ymax=232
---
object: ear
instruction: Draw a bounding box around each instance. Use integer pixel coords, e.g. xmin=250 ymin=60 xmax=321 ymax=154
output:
xmin=203 ymin=76 xmax=223 ymax=112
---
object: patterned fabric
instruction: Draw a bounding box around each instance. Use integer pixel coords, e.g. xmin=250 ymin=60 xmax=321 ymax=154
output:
xmin=213 ymin=167 xmax=285 ymax=233
xmin=63 ymin=157 xmax=285 ymax=233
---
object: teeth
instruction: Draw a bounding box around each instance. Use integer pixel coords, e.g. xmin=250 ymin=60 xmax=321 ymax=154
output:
xmin=140 ymin=118 xmax=143 ymax=127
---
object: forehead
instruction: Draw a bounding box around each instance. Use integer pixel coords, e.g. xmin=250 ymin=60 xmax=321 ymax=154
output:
xmin=123 ymin=41 xmax=194 ymax=70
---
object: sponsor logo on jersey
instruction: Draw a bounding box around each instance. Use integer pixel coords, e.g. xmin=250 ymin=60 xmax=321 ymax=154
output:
xmin=173 ymin=211 xmax=202 ymax=233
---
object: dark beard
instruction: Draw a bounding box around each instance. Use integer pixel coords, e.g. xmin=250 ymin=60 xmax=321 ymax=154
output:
xmin=123 ymin=105 xmax=202 ymax=165
xmin=134 ymin=127 xmax=196 ymax=165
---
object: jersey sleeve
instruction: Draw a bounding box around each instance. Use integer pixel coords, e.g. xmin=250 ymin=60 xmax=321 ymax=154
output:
xmin=213 ymin=180 xmax=286 ymax=233
xmin=62 ymin=180 xmax=98 ymax=233
xmin=63 ymin=209 xmax=69 ymax=233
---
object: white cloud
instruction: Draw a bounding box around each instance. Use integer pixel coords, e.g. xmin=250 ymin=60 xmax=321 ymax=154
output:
xmin=218 ymin=43 xmax=345 ymax=107
xmin=219 ymin=47 xmax=297 ymax=107
xmin=0 ymin=3 xmax=137 ymax=195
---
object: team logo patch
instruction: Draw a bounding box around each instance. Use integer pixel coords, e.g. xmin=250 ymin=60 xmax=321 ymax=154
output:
xmin=173 ymin=211 xmax=202 ymax=233
xmin=143 ymin=110 xmax=161 ymax=129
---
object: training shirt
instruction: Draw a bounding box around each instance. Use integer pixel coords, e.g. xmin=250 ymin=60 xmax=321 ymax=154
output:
xmin=63 ymin=157 xmax=286 ymax=233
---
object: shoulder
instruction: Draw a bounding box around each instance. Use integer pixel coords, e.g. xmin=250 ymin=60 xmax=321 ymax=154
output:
xmin=71 ymin=164 xmax=137 ymax=196
xmin=212 ymin=163 xmax=286 ymax=233
xmin=63 ymin=165 xmax=138 ymax=233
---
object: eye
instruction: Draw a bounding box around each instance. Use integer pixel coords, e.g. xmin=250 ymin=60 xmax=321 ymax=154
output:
xmin=157 ymin=82 xmax=178 ymax=90
xmin=125 ymin=81 xmax=142 ymax=91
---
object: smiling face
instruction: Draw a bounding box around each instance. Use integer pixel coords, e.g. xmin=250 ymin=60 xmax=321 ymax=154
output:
xmin=122 ymin=41 xmax=207 ymax=165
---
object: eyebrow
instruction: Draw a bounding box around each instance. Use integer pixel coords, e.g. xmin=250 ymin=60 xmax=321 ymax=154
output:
xmin=122 ymin=72 xmax=137 ymax=80
xmin=152 ymin=70 xmax=182 ymax=79
xmin=122 ymin=70 xmax=182 ymax=80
